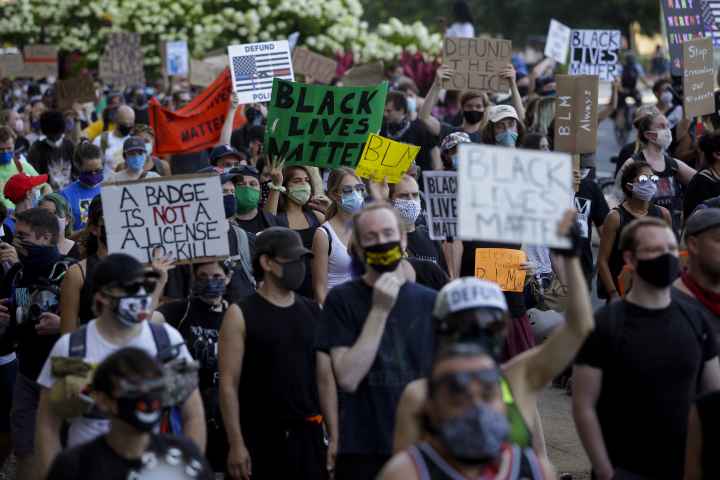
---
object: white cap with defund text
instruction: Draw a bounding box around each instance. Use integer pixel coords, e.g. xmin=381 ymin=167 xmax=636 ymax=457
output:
xmin=433 ymin=277 xmax=508 ymax=319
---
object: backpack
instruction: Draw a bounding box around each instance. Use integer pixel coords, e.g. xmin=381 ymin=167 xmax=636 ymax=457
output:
xmin=226 ymin=223 xmax=256 ymax=302
xmin=621 ymin=64 xmax=639 ymax=90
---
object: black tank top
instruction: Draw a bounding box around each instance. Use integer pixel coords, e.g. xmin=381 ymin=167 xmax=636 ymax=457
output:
xmin=278 ymin=209 xmax=320 ymax=298
xmin=78 ymin=255 xmax=101 ymax=324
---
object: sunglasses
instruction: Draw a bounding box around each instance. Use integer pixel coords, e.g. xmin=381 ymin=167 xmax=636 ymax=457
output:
xmin=341 ymin=184 xmax=366 ymax=195
xmin=104 ymin=274 xmax=159 ymax=297
xmin=429 ymin=368 xmax=501 ymax=397
xmin=637 ymin=174 xmax=659 ymax=183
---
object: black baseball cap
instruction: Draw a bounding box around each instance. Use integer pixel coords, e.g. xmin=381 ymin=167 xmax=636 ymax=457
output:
xmin=123 ymin=136 xmax=146 ymax=154
xmin=210 ymin=144 xmax=244 ymax=164
xmin=92 ymin=253 xmax=159 ymax=295
xmin=254 ymin=227 xmax=313 ymax=262
xmin=196 ymin=165 xmax=240 ymax=185
xmin=686 ymin=208 xmax=720 ymax=237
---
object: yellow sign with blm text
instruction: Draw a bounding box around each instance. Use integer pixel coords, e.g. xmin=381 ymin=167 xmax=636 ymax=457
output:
xmin=355 ymin=134 xmax=419 ymax=184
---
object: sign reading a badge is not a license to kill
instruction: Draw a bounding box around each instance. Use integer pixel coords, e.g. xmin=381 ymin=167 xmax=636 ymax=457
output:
xmin=355 ymin=134 xmax=419 ymax=184
xmin=228 ymin=40 xmax=294 ymax=104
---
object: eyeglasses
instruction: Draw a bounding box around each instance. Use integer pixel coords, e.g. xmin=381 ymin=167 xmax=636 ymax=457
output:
xmin=637 ymin=174 xmax=659 ymax=183
xmin=341 ymin=184 xmax=366 ymax=195
xmin=429 ymin=369 xmax=501 ymax=398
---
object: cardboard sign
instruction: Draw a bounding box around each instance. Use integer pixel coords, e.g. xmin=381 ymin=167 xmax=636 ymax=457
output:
xmin=354 ymin=134 xmax=419 ymax=183
xmin=554 ymin=75 xmax=599 ymax=154
xmin=544 ymin=19 xmax=571 ymax=64
xmin=99 ymin=32 xmax=145 ymax=88
xmin=440 ymin=37 xmax=512 ymax=92
xmin=423 ymin=171 xmax=458 ymax=240
xmin=101 ymin=174 xmax=230 ymax=264
xmin=662 ymin=1 xmax=706 ymax=75
xmin=189 ymin=59 xmax=226 ymax=87
xmin=457 ymin=144 xmax=573 ymax=248
xmin=474 ymin=248 xmax=526 ymax=292
xmin=149 ymin=68 xmax=246 ymax=155
xmin=165 ymin=40 xmax=189 ymax=77
xmin=265 ymin=79 xmax=388 ymax=169
xmin=23 ymin=45 xmax=58 ymax=79
xmin=0 ymin=54 xmax=24 ymax=79
xmin=342 ymin=62 xmax=385 ymax=87
xmin=228 ymin=40 xmax=294 ymax=104
xmin=56 ymin=75 xmax=97 ymax=110
xmin=683 ymin=37 xmax=715 ymax=118
xmin=569 ymin=30 xmax=620 ymax=80
xmin=292 ymin=47 xmax=337 ymax=84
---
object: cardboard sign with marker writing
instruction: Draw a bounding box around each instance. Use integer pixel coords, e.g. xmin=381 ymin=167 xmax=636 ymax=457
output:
xmin=292 ymin=47 xmax=337 ymax=84
xmin=56 ymin=75 xmax=97 ymax=110
xmin=99 ymin=32 xmax=145 ymax=88
xmin=189 ymin=59 xmax=226 ymax=87
xmin=440 ymin=37 xmax=512 ymax=92
xmin=101 ymin=173 xmax=229 ymax=264
xmin=355 ymin=134 xmax=419 ymax=183
xmin=0 ymin=54 xmax=24 ymax=79
xmin=554 ymin=75 xmax=599 ymax=154
xmin=683 ymin=37 xmax=715 ymax=118
xmin=457 ymin=144 xmax=573 ymax=248
xmin=23 ymin=45 xmax=58 ymax=79
xmin=474 ymin=248 xmax=526 ymax=292
xmin=544 ymin=19 xmax=571 ymax=64
xmin=342 ymin=62 xmax=385 ymax=87
xmin=423 ymin=171 xmax=457 ymax=240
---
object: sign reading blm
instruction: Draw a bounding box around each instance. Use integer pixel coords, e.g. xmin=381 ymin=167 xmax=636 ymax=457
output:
xmin=101 ymin=174 xmax=229 ymax=264
xmin=569 ymin=30 xmax=620 ymax=81
xmin=457 ymin=145 xmax=573 ymax=248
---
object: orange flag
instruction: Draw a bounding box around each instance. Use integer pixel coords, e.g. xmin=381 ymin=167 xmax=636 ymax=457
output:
xmin=149 ymin=68 xmax=246 ymax=155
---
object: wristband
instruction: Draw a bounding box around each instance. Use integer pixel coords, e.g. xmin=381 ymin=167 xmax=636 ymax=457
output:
xmin=268 ymin=184 xmax=286 ymax=193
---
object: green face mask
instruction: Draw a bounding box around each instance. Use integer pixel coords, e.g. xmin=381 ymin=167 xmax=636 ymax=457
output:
xmin=235 ymin=185 xmax=260 ymax=214
xmin=287 ymin=184 xmax=311 ymax=205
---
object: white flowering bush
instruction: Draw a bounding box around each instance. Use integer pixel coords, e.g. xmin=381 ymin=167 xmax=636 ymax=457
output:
xmin=0 ymin=0 xmax=442 ymax=70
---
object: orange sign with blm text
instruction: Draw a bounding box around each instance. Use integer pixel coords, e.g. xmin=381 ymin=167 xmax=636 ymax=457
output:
xmin=474 ymin=248 xmax=526 ymax=292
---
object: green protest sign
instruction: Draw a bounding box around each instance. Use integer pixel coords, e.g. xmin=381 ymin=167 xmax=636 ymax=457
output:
xmin=265 ymin=79 xmax=388 ymax=169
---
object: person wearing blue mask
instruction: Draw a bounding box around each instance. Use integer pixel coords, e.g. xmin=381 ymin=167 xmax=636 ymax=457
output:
xmin=107 ymin=136 xmax=159 ymax=182
xmin=439 ymin=131 xmax=472 ymax=171
xmin=59 ymin=142 xmax=104 ymax=231
xmin=481 ymin=105 xmax=525 ymax=148
xmin=0 ymin=126 xmax=45 ymax=210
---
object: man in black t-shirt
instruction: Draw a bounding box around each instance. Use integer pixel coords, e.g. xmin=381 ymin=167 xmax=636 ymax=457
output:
xmin=46 ymin=348 xmax=212 ymax=480
xmin=381 ymin=91 xmax=436 ymax=172
xmin=318 ymin=203 xmax=437 ymax=480
xmin=573 ymin=216 xmax=720 ymax=480
xmin=219 ymin=227 xmax=335 ymax=479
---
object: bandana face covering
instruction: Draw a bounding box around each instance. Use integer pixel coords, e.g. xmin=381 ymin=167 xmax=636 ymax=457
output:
xmin=364 ymin=241 xmax=403 ymax=273
xmin=114 ymin=291 xmax=153 ymax=327
xmin=115 ymin=388 xmax=164 ymax=432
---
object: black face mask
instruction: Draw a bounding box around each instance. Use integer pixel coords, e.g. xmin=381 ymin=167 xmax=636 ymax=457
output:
xmin=274 ymin=258 xmax=306 ymax=291
xmin=364 ymin=241 xmax=403 ymax=273
xmin=115 ymin=391 xmax=163 ymax=432
xmin=463 ymin=110 xmax=484 ymax=124
xmin=223 ymin=194 xmax=237 ymax=218
xmin=635 ymin=253 xmax=680 ymax=288
xmin=117 ymin=124 xmax=133 ymax=136
xmin=517 ymin=85 xmax=529 ymax=97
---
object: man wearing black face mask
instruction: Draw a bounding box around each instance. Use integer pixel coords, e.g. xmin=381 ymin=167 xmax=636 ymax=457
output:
xmin=27 ymin=110 xmax=76 ymax=190
xmin=93 ymin=105 xmax=135 ymax=178
xmin=46 ymin=347 xmax=212 ymax=479
xmin=574 ymin=216 xmax=720 ymax=480
xmin=35 ymin=253 xmax=206 ymax=479
xmin=381 ymin=91 xmax=435 ymax=171
xmin=219 ymin=227 xmax=337 ymax=479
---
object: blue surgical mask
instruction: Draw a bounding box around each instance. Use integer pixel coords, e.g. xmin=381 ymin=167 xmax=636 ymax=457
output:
xmin=126 ymin=154 xmax=145 ymax=172
xmin=495 ymin=131 xmax=518 ymax=147
xmin=0 ymin=152 xmax=13 ymax=165
xmin=406 ymin=97 xmax=417 ymax=114
xmin=341 ymin=191 xmax=364 ymax=214
xmin=145 ymin=142 xmax=153 ymax=155
xmin=451 ymin=154 xmax=459 ymax=170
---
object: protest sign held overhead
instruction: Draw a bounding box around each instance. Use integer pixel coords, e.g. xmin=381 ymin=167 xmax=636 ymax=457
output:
xmin=0 ymin=54 xmax=24 ymax=79
xmin=165 ymin=40 xmax=189 ymax=77
xmin=23 ymin=45 xmax=58 ymax=79
xmin=423 ymin=171 xmax=457 ymax=241
xmin=474 ymin=248 xmax=527 ymax=292
xmin=228 ymin=40 xmax=294 ymax=104
xmin=569 ymin=30 xmax=620 ymax=80
xmin=149 ymin=68 xmax=246 ymax=155
xmin=355 ymin=134 xmax=419 ymax=183
xmin=265 ymin=78 xmax=388 ymax=169
xmin=190 ymin=58 xmax=226 ymax=87
xmin=342 ymin=62 xmax=385 ymax=87
xmin=554 ymin=75 xmax=599 ymax=154
xmin=292 ymin=47 xmax=337 ymax=84
xmin=56 ymin=75 xmax=97 ymax=110
xmin=682 ymin=37 xmax=715 ymax=118
xmin=661 ymin=1 xmax=706 ymax=75
xmin=99 ymin=32 xmax=145 ymax=88
xmin=544 ymin=19 xmax=571 ymax=64
xmin=440 ymin=37 xmax=512 ymax=92
xmin=702 ymin=0 xmax=720 ymax=48
xmin=457 ymin=144 xmax=573 ymax=248
xmin=102 ymin=173 xmax=230 ymax=264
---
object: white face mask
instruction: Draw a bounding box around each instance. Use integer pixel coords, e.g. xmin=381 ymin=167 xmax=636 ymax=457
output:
xmin=650 ymin=128 xmax=672 ymax=150
xmin=660 ymin=90 xmax=673 ymax=105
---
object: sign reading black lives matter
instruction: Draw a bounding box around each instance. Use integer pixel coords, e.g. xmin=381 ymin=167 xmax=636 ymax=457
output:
xmin=101 ymin=174 xmax=229 ymax=264
xmin=423 ymin=171 xmax=458 ymax=240
xmin=569 ymin=30 xmax=620 ymax=81
xmin=457 ymin=145 xmax=573 ymax=248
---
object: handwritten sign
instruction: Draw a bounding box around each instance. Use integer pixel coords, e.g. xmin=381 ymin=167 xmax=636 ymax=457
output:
xmin=474 ymin=248 xmax=526 ymax=292
xmin=56 ymin=75 xmax=97 ymax=110
xmin=165 ymin=40 xmax=189 ymax=77
xmin=23 ymin=45 xmax=58 ymax=79
xmin=554 ymin=75 xmax=599 ymax=154
xmin=99 ymin=32 xmax=145 ymax=88
xmin=342 ymin=62 xmax=385 ymax=87
xmin=440 ymin=37 xmax=512 ymax=92
xmin=569 ymin=30 xmax=620 ymax=80
xmin=228 ymin=40 xmax=294 ymax=104
xmin=292 ymin=47 xmax=337 ymax=84
xmin=265 ymin=79 xmax=387 ymax=169
xmin=189 ymin=59 xmax=226 ymax=87
xmin=0 ymin=54 xmax=24 ymax=79
xmin=662 ymin=1 xmax=706 ymax=75
xmin=544 ymin=19 xmax=571 ymax=64
xmin=423 ymin=171 xmax=457 ymax=240
xmin=355 ymin=134 xmax=419 ymax=183
xmin=101 ymin=174 xmax=229 ymax=264
xmin=683 ymin=37 xmax=715 ymax=118
xmin=457 ymin=144 xmax=573 ymax=248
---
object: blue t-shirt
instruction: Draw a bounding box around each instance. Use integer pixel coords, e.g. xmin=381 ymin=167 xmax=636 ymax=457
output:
xmin=60 ymin=181 xmax=101 ymax=230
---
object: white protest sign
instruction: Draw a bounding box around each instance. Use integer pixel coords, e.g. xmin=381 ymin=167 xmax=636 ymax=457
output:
xmin=101 ymin=174 xmax=230 ymax=264
xmin=228 ymin=40 xmax=294 ymax=103
xmin=544 ymin=19 xmax=571 ymax=64
xmin=423 ymin=171 xmax=457 ymax=240
xmin=457 ymin=145 xmax=573 ymax=248
xmin=569 ymin=30 xmax=621 ymax=80
xmin=166 ymin=40 xmax=189 ymax=77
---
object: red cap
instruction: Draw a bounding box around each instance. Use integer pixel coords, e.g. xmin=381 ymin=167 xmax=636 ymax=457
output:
xmin=3 ymin=173 xmax=48 ymax=204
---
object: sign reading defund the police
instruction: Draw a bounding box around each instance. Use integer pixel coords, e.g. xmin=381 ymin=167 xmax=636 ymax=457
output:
xmin=102 ymin=174 xmax=229 ymax=264
xmin=457 ymin=145 xmax=573 ymax=248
